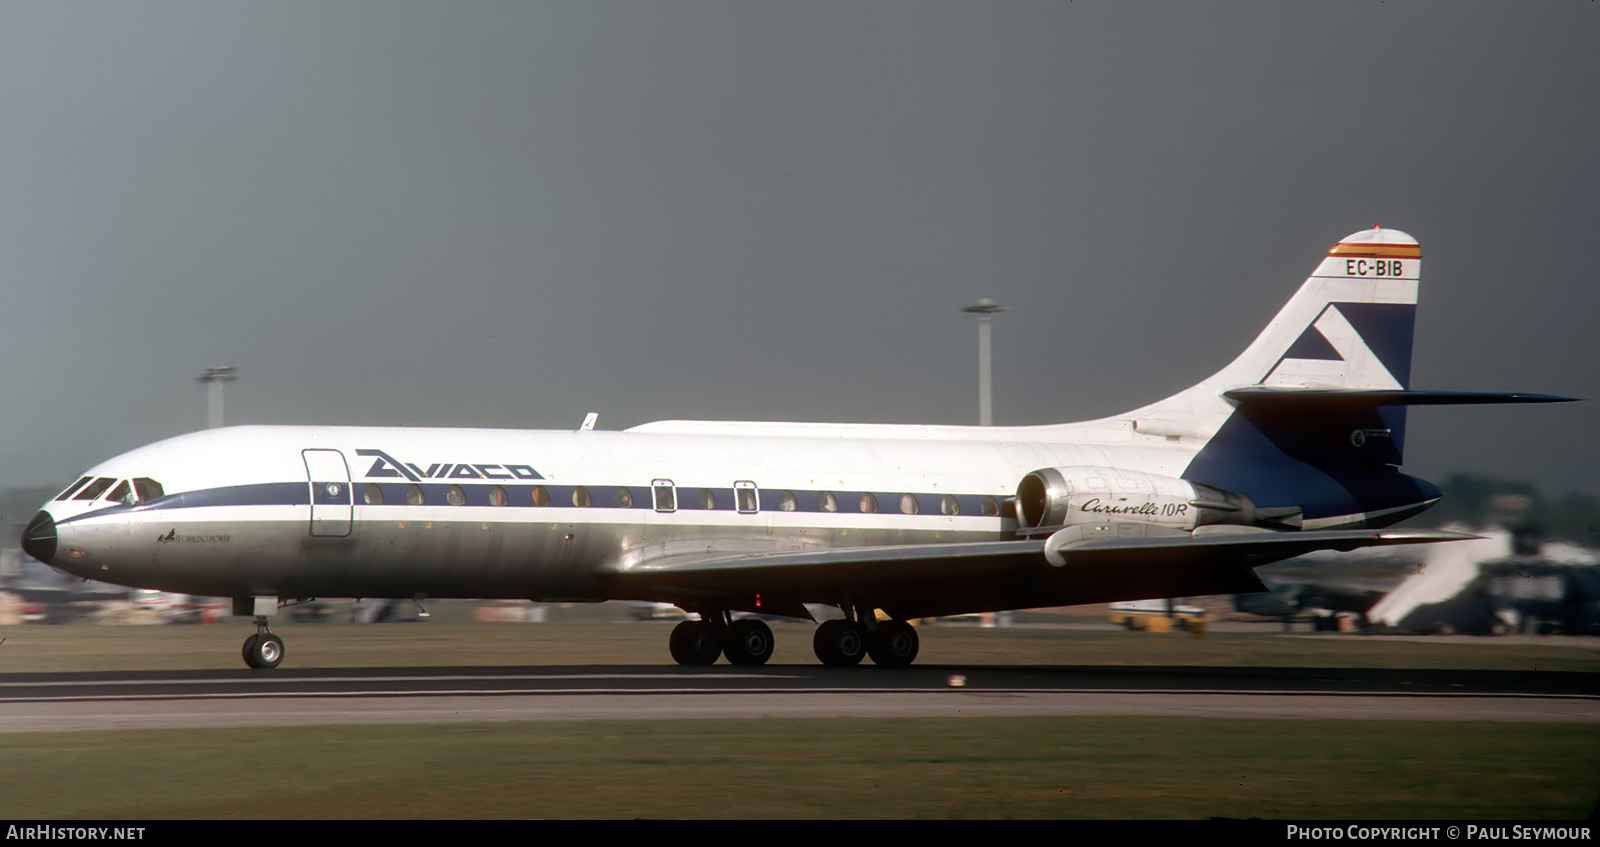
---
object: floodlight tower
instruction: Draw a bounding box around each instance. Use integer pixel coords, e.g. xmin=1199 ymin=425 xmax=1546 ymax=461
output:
xmin=197 ymin=366 xmax=237 ymax=429
xmin=960 ymin=298 xmax=1007 ymax=426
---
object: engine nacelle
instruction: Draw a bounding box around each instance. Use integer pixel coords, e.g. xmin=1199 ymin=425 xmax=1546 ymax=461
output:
xmin=1015 ymin=466 xmax=1261 ymax=532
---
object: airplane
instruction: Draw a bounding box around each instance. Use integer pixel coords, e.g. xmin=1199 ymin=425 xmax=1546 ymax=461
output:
xmin=18 ymin=227 xmax=1572 ymax=669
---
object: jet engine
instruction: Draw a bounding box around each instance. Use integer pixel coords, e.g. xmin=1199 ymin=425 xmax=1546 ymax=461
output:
xmin=1015 ymin=466 xmax=1278 ymax=533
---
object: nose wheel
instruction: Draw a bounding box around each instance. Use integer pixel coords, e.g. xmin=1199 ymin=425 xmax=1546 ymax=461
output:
xmin=242 ymin=618 xmax=285 ymax=669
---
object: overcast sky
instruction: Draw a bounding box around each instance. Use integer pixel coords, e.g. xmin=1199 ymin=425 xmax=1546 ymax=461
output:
xmin=2 ymin=2 xmax=1595 ymax=502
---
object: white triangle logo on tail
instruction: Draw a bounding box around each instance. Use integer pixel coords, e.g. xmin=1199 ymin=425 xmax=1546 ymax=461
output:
xmin=1263 ymin=304 xmax=1402 ymax=390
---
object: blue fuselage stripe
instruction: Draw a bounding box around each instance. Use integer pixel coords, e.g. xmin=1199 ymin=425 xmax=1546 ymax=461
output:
xmin=57 ymin=481 xmax=1002 ymax=521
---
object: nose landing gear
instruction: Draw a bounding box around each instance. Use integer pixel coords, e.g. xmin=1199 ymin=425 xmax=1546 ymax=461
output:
xmin=242 ymin=617 xmax=284 ymax=669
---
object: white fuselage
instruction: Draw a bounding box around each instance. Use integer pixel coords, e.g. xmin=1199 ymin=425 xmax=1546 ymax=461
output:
xmin=39 ymin=421 xmax=1197 ymax=603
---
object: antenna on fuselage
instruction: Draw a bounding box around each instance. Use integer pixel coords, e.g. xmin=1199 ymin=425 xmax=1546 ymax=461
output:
xmin=580 ymin=412 xmax=598 ymax=431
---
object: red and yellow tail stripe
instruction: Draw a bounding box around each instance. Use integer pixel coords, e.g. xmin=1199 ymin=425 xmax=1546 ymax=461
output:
xmin=1328 ymin=241 xmax=1422 ymax=259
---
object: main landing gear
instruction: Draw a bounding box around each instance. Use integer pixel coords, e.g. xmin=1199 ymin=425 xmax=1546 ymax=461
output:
xmin=242 ymin=616 xmax=284 ymax=669
xmin=814 ymin=615 xmax=918 ymax=668
xmin=667 ymin=607 xmax=919 ymax=668
xmin=669 ymin=615 xmax=776 ymax=666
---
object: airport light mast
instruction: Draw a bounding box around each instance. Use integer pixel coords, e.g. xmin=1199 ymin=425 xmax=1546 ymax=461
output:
xmin=961 ymin=298 xmax=1011 ymax=629
xmin=197 ymin=366 xmax=237 ymax=429
xmin=961 ymin=298 xmax=1007 ymax=426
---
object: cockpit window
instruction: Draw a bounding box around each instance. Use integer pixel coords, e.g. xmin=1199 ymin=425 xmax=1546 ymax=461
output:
xmin=106 ymin=480 xmax=134 ymax=505
xmin=55 ymin=477 xmax=92 ymax=501
xmin=73 ymin=478 xmax=116 ymax=501
xmin=132 ymin=478 xmax=165 ymax=503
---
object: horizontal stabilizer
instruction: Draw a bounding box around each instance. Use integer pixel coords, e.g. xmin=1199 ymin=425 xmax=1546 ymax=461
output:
xmin=1223 ymin=387 xmax=1576 ymax=407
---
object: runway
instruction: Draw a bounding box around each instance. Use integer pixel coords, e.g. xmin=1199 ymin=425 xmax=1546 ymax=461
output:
xmin=3 ymin=664 xmax=1596 ymax=732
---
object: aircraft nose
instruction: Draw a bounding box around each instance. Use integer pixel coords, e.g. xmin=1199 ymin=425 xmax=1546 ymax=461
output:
xmin=21 ymin=511 xmax=57 ymax=564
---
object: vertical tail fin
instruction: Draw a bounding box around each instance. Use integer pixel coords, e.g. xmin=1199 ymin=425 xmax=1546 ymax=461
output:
xmin=1129 ymin=227 xmax=1420 ymax=451
xmin=1122 ymin=227 xmax=1562 ymax=528
xmin=1256 ymin=228 xmax=1420 ymax=392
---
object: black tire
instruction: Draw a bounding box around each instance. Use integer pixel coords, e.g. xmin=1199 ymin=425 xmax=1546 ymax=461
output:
xmin=668 ymin=620 xmax=722 ymax=665
xmin=867 ymin=620 xmax=919 ymax=667
xmin=244 ymin=633 xmax=285 ymax=669
xmin=812 ymin=619 xmax=867 ymax=667
xmin=724 ymin=619 xmax=774 ymax=666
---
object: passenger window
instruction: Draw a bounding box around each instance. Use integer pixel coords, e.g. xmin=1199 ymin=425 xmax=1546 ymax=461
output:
xmin=406 ymin=485 xmax=425 ymax=506
xmin=532 ymin=486 xmax=550 ymax=507
xmin=573 ymin=486 xmax=592 ymax=508
xmin=900 ymin=493 xmax=919 ymax=515
xmin=941 ymin=494 xmax=959 ymax=516
xmin=488 ymin=486 xmax=507 ymax=507
xmin=981 ymin=495 xmax=1000 ymax=517
xmin=446 ymin=485 xmax=466 ymax=507
xmin=55 ymin=477 xmax=92 ymax=500
xmin=132 ymin=478 xmax=164 ymax=502
xmin=73 ymin=478 xmax=116 ymax=501
xmin=699 ymin=489 xmax=717 ymax=510
xmin=653 ymin=480 xmax=676 ymax=512
xmin=735 ymin=481 xmax=758 ymax=514
xmin=819 ymin=491 xmax=838 ymax=513
xmin=364 ymin=484 xmax=385 ymax=505
xmin=779 ymin=490 xmax=797 ymax=512
xmin=859 ymin=492 xmax=878 ymax=514
xmin=107 ymin=480 xmax=134 ymax=504
xmin=615 ymin=487 xmax=634 ymax=508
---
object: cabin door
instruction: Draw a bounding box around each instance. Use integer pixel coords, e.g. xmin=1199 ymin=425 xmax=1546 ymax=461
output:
xmin=302 ymin=449 xmax=353 ymax=538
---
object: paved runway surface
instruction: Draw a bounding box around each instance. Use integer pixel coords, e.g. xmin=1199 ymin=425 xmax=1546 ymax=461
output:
xmin=3 ymin=665 xmax=1596 ymax=731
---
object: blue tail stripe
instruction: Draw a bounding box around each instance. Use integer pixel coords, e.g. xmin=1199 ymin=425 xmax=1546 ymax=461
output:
xmin=1333 ymin=302 xmax=1416 ymax=388
xmin=1282 ymin=324 xmax=1343 ymax=361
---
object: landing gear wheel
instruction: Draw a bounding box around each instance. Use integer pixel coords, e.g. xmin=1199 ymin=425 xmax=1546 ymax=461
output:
xmin=867 ymin=620 xmax=919 ymax=667
xmin=669 ymin=620 xmax=723 ymax=666
xmin=243 ymin=633 xmax=285 ymax=669
xmin=813 ymin=619 xmax=867 ymax=667
xmin=724 ymin=619 xmax=775 ymax=666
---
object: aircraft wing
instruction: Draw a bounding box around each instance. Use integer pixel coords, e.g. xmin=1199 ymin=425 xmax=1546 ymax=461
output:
xmin=599 ymin=528 xmax=1471 ymax=620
